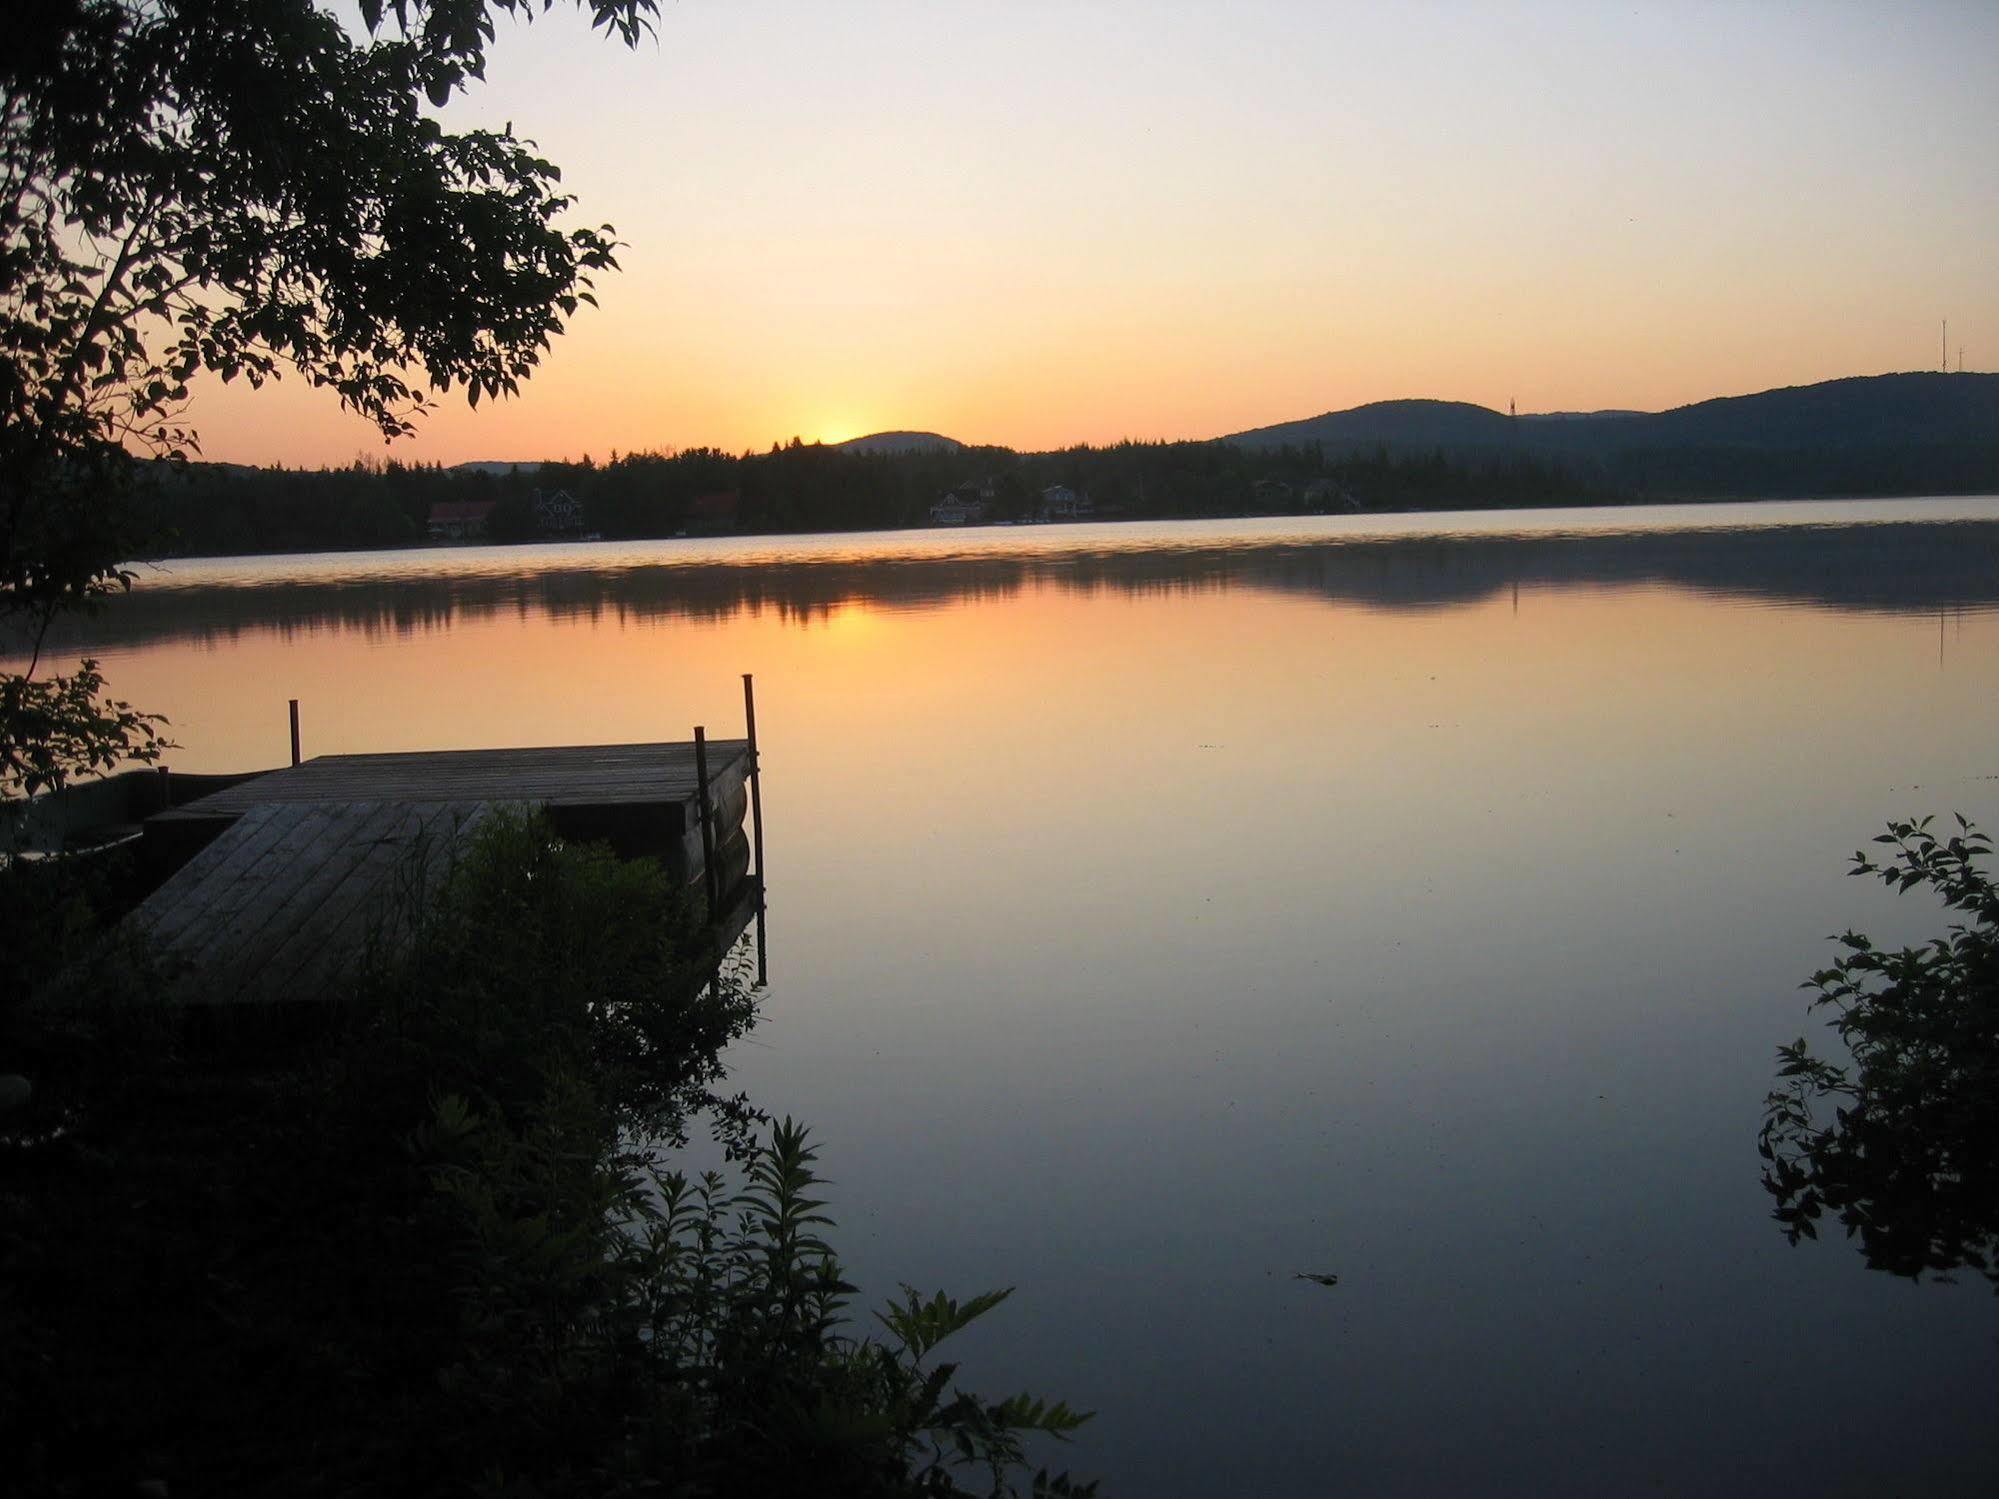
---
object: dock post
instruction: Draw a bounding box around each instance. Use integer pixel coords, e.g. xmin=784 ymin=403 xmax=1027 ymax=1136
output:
xmin=742 ymin=672 xmax=768 ymax=986
xmin=288 ymin=699 xmax=301 ymax=767
xmin=692 ymin=726 xmax=719 ymax=925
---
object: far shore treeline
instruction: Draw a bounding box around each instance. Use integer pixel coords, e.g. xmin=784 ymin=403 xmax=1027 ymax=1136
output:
xmin=142 ymin=441 xmax=1623 ymax=556
xmin=138 ymin=371 xmax=1999 ymax=558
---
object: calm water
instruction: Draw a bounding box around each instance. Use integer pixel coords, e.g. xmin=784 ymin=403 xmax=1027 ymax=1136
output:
xmin=18 ymin=497 xmax=1999 ymax=1495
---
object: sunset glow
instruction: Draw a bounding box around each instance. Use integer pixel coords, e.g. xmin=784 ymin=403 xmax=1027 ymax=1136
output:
xmin=179 ymin=1 xmax=1999 ymax=469
xmin=19 ymin=2 xmax=1999 ymax=1479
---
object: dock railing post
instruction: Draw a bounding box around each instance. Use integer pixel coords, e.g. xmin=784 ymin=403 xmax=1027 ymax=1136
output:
xmin=289 ymin=699 xmax=301 ymax=767
xmin=742 ymin=672 xmax=768 ymax=986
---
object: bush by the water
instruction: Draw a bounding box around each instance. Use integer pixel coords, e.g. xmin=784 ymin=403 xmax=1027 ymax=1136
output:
xmin=1761 ymin=815 xmax=1999 ymax=1289
xmin=0 ymin=812 xmax=1094 ymax=1495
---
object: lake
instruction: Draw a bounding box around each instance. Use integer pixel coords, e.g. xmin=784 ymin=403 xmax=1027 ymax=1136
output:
xmin=16 ymin=496 xmax=1999 ymax=1495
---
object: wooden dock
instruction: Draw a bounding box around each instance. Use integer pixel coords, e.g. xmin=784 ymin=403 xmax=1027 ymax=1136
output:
xmin=147 ymin=741 xmax=749 ymax=881
xmin=127 ymin=739 xmax=761 ymax=1006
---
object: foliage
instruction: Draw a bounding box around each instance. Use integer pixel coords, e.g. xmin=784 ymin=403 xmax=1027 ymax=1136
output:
xmin=130 ymin=435 xmax=1625 ymax=556
xmin=1760 ymin=815 xmax=1999 ymax=1289
xmin=425 ymin=1108 xmax=1097 ymax=1497
xmin=2 ymin=2 xmax=651 ymax=802
xmin=0 ymin=653 xmax=165 ymax=800
xmin=371 ymin=807 xmax=760 ymax=1155
xmin=0 ymin=834 xmax=156 ymax=999
xmin=3 ymin=813 xmax=1095 ymax=1496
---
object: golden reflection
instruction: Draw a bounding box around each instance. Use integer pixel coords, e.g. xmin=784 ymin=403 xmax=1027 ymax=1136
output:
xmin=46 ymin=564 xmax=1999 ymax=817
xmin=811 ymin=601 xmax=884 ymax=641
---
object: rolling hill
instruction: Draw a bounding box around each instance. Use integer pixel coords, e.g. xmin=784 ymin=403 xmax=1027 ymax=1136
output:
xmin=1220 ymin=372 xmax=1999 ymax=497
xmin=832 ymin=430 xmax=966 ymax=456
xmin=1224 ymin=372 xmax=1998 ymax=456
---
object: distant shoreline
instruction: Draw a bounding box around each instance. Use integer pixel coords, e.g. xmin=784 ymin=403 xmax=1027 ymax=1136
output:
xmin=129 ymin=372 xmax=1999 ymax=561
xmin=128 ymin=487 xmax=1999 ymax=568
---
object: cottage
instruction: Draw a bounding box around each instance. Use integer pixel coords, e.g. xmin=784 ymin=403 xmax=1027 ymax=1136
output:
xmin=1037 ymin=484 xmax=1089 ymax=521
xmin=534 ymin=487 xmax=585 ymax=536
xmin=426 ymin=499 xmax=498 ymax=541
xmin=928 ymin=487 xmax=990 ymax=526
xmin=1301 ymin=479 xmax=1364 ymax=513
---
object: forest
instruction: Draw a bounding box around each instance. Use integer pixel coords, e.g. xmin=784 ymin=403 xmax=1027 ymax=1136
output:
xmin=139 ymin=438 xmax=1623 ymax=557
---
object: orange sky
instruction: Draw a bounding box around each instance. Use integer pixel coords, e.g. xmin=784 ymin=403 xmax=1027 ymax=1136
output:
xmin=182 ymin=1 xmax=1999 ymax=468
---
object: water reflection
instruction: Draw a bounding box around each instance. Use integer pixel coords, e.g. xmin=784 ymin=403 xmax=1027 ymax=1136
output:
xmin=14 ymin=515 xmax=1999 ymax=655
xmin=7 ymin=499 xmax=1997 ymax=1492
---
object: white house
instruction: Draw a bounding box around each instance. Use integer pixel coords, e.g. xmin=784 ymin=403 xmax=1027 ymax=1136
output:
xmin=1038 ymin=484 xmax=1088 ymax=521
xmin=928 ymin=487 xmax=990 ymax=525
xmin=533 ymin=487 xmax=585 ymax=535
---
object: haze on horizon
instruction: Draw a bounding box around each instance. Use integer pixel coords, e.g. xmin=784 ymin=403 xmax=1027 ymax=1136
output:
xmin=191 ymin=0 xmax=1999 ymax=469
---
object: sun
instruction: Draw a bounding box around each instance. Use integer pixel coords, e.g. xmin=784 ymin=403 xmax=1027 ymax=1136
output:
xmin=806 ymin=414 xmax=870 ymax=446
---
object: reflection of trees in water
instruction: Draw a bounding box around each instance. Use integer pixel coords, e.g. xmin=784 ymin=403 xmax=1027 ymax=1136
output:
xmin=1761 ymin=819 xmax=1999 ymax=1291
xmin=13 ymin=520 xmax=1999 ymax=654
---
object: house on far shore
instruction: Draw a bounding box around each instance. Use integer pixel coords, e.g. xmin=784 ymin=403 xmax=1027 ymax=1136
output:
xmin=427 ymin=498 xmax=498 ymax=541
xmin=533 ymin=487 xmax=585 ymax=536
xmin=931 ymin=481 xmax=999 ymax=535
xmin=928 ymin=483 xmax=991 ymax=526
xmin=1037 ymin=484 xmax=1089 ymax=521
xmin=1301 ymin=478 xmax=1364 ymax=513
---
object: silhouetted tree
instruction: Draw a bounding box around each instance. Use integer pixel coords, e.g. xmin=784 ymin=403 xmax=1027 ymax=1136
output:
xmin=2 ymin=1 xmax=657 ymax=800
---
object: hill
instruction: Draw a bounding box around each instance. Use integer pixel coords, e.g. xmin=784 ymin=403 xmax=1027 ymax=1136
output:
xmin=832 ymin=430 xmax=965 ymax=456
xmin=1226 ymin=372 xmax=1997 ymax=454
xmin=1222 ymin=372 xmax=1999 ymax=498
xmin=1225 ymin=398 xmax=1518 ymax=452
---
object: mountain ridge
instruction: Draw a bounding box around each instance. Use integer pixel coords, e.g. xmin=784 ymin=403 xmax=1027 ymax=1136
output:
xmin=1220 ymin=371 xmax=1999 ymax=456
xmin=423 ymin=371 xmax=1998 ymax=473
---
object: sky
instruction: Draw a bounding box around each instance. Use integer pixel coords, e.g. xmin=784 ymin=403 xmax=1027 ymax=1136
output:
xmin=187 ymin=0 xmax=1999 ymax=468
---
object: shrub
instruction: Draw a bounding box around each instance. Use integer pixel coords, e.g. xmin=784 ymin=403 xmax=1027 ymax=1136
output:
xmin=1760 ymin=815 xmax=1999 ymax=1288
xmin=366 ymin=806 xmax=761 ymax=1155
xmin=2 ymin=810 xmax=1096 ymax=1495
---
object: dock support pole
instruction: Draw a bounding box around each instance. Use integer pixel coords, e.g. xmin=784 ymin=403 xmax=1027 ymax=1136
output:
xmin=288 ymin=699 xmax=301 ymax=767
xmin=742 ymin=672 xmax=768 ymax=986
xmin=693 ymin=725 xmax=722 ymax=1001
xmin=693 ymin=726 xmax=719 ymax=925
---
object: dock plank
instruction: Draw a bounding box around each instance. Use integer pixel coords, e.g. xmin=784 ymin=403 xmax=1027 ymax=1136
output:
xmin=139 ymin=802 xmax=319 ymax=952
xmin=196 ymin=803 xmax=411 ymax=1002
xmin=208 ymin=806 xmax=421 ymax=999
xmin=185 ymin=804 xmax=405 ymax=966
xmin=199 ymin=801 xmax=358 ymax=970
xmin=173 ymin=802 xmax=353 ymax=989
xmin=255 ymin=802 xmax=479 ymax=1003
xmin=148 ymin=804 xmax=396 ymax=1000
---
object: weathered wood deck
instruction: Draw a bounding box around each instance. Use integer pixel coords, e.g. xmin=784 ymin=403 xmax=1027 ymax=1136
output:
xmin=146 ymin=741 xmax=750 ymax=876
xmin=126 ymin=740 xmax=759 ymax=1006
xmin=134 ymin=800 xmax=511 ymax=1004
xmin=152 ymin=741 xmax=748 ymax=825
